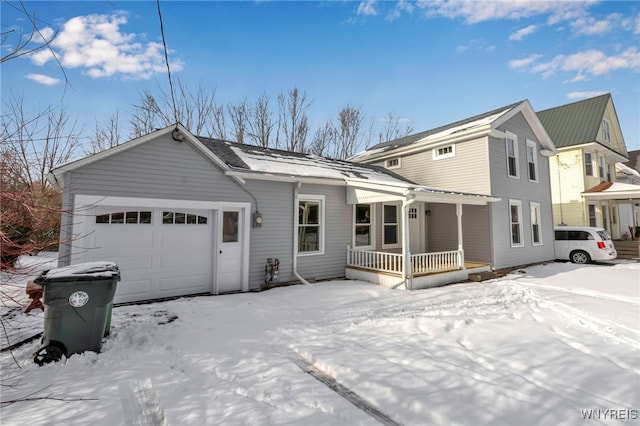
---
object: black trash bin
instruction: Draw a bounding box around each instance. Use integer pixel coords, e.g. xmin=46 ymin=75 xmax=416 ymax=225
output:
xmin=33 ymin=262 xmax=120 ymax=365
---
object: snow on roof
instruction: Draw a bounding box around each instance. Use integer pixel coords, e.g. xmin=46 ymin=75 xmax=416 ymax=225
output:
xmin=412 ymin=108 xmax=509 ymax=145
xmin=228 ymin=144 xmax=412 ymax=186
xmin=616 ymin=162 xmax=640 ymax=178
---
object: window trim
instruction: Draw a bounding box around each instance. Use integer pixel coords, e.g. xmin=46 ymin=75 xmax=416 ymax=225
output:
xmin=585 ymin=152 xmax=594 ymax=177
xmin=385 ymin=158 xmax=401 ymax=169
xmin=509 ymin=199 xmax=524 ymax=248
xmin=530 ymin=202 xmax=542 ymax=246
xmin=296 ymin=194 xmax=325 ymax=256
xmin=526 ymin=140 xmax=539 ymax=183
xmin=601 ymin=118 xmax=611 ymax=143
xmin=382 ymin=202 xmax=401 ymax=249
xmin=432 ymin=144 xmax=456 ymax=160
xmin=598 ymin=155 xmax=605 ymax=182
xmin=353 ymin=203 xmax=375 ymax=250
xmin=505 ymin=131 xmax=519 ymax=179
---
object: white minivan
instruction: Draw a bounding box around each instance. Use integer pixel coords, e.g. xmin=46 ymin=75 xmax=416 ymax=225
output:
xmin=554 ymin=226 xmax=617 ymax=264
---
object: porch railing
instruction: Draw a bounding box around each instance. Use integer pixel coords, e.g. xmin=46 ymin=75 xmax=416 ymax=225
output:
xmin=347 ymin=248 xmax=462 ymax=276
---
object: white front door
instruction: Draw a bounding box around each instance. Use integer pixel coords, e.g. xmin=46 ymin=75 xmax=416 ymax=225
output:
xmin=408 ymin=204 xmax=423 ymax=254
xmin=217 ymin=208 xmax=243 ymax=293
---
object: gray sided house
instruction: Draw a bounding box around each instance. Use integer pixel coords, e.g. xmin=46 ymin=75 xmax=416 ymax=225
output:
xmin=351 ymin=100 xmax=557 ymax=270
xmin=49 ymin=124 xmax=499 ymax=304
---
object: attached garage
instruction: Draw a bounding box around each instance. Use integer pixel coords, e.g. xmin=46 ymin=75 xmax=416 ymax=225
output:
xmin=72 ymin=195 xmax=249 ymax=304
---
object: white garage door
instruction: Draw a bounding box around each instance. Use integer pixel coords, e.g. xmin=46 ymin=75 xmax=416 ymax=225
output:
xmin=84 ymin=207 xmax=213 ymax=304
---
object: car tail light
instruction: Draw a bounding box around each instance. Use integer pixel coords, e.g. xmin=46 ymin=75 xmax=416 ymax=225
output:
xmin=597 ymin=241 xmax=606 ymax=249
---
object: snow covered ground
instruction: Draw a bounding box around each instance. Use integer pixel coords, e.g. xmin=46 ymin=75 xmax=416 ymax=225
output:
xmin=1 ymin=256 xmax=639 ymax=425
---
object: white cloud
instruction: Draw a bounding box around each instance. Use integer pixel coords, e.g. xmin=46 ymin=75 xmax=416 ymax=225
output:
xmin=509 ymin=24 xmax=538 ymax=41
xmin=386 ymin=0 xmax=415 ymax=22
xmin=570 ymin=14 xmax=623 ymax=36
xmin=28 ymin=13 xmax=183 ymax=80
xmin=357 ymin=0 xmax=378 ymax=17
xmin=519 ymin=48 xmax=640 ymax=80
xmin=636 ymin=14 xmax=640 ymax=34
xmin=417 ymin=0 xmax=595 ymax=25
xmin=456 ymin=39 xmax=496 ymax=54
xmin=26 ymin=73 xmax=61 ymax=86
xmin=508 ymin=54 xmax=543 ymax=69
xmin=567 ymin=91 xmax=609 ymax=99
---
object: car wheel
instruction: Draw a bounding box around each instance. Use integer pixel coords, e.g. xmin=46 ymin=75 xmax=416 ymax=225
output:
xmin=570 ymin=250 xmax=591 ymax=264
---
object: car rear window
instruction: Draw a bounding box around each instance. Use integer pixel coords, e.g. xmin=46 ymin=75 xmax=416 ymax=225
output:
xmin=555 ymin=230 xmax=594 ymax=240
xmin=597 ymin=231 xmax=611 ymax=240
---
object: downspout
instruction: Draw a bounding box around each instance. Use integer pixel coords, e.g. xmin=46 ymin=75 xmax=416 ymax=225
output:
xmin=293 ymin=182 xmax=312 ymax=286
xmin=402 ymin=196 xmax=416 ymax=290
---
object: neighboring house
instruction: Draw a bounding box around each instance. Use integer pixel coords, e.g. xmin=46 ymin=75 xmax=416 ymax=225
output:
xmin=537 ymin=94 xmax=640 ymax=239
xmin=48 ymin=124 xmax=499 ymax=304
xmin=616 ymin=150 xmax=640 ymax=237
xmin=350 ymin=100 xmax=557 ymax=270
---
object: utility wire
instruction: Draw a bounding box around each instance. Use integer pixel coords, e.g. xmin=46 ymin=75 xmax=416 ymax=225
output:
xmin=156 ymin=0 xmax=178 ymax=125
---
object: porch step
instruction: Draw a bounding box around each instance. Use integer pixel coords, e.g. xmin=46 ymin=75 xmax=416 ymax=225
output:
xmin=468 ymin=271 xmax=505 ymax=282
xmin=613 ymin=240 xmax=640 ymax=259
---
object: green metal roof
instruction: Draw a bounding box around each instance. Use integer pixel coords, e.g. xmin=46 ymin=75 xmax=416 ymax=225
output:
xmin=536 ymin=93 xmax=610 ymax=149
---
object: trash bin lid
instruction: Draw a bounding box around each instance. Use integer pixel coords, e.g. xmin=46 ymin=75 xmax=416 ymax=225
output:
xmin=35 ymin=261 xmax=120 ymax=283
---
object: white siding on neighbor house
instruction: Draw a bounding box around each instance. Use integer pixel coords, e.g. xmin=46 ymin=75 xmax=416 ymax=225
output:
xmin=371 ymin=137 xmax=492 ymax=195
xmin=296 ymin=183 xmax=352 ymax=281
xmin=490 ymin=112 xmax=555 ymax=269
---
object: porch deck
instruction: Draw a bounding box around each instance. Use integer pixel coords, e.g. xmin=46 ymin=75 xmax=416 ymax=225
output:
xmin=345 ymin=248 xmax=491 ymax=290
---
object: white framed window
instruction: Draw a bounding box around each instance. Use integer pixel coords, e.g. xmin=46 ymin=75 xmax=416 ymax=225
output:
xmin=385 ymin=158 xmax=400 ymax=169
xmin=509 ymin=199 xmax=524 ymax=247
xmin=382 ymin=203 xmax=401 ymax=248
xmin=297 ymin=194 xmax=325 ymax=255
xmin=598 ymin=156 xmax=605 ymax=182
xmin=505 ymin=132 xmax=519 ymax=178
xmin=526 ymin=140 xmax=539 ymax=182
xmin=530 ymin=202 xmax=542 ymax=246
xmin=601 ymin=118 xmax=611 ymax=143
xmin=433 ymin=144 xmax=455 ymax=160
xmin=96 ymin=211 xmax=152 ymax=224
xmin=584 ymin=153 xmax=594 ymax=177
xmin=588 ymin=204 xmax=597 ymax=227
xmin=353 ymin=203 xmax=374 ymax=250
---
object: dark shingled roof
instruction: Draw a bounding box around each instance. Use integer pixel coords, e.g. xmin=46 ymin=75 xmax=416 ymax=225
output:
xmin=363 ymin=100 xmax=524 ymax=154
xmin=625 ymin=150 xmax=640 ymax=172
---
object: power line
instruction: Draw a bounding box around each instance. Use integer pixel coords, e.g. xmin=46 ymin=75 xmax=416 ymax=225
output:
xmin=156 ymin=0 xmax=178 ymax=125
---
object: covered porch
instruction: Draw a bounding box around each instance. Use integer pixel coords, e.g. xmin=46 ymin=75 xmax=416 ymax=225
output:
xmin=343 ymin=180 xmax=500 ymax=290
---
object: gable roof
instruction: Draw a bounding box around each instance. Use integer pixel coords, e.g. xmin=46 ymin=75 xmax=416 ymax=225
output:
xmin=537 ymin=93 xmax=628 ymax=161
xmin=351 ymin=100 xmax=554 ymax=162
xmin=625 ymin=150 xmax=640 ymax=172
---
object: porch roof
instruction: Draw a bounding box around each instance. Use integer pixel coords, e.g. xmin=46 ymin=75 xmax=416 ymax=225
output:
xmin=346 ymin=180 xmax=501 ymax=205
xmin=582 ymin=182 xmax=640 ymax=201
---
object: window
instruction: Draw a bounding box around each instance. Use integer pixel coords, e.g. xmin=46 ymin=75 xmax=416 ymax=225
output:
xmin=96 ymin=211 xmax=152 ymax=224
xmin=611 ymin=205 xmax=617 ymax=225
xmin=509 ymin=200 xmax=523 ymax=247
xmin=526 ymin=140 xmax=538 ymax=182
xmin=505 ymin=132 xmax=519 ymax=178
xmin=584 ymin=153 xmax=594 ymax=177
xmin=383 ymin=203 xmax=400 ymax=247
xmin=606 ymin=164 xmax=612 ymax=182
xmin=162 ymin=211 xmax=208 ymax=225
xmin=222 ymin=211 xmax=239 ymax=242
xmin=385 ymin=158 xmax=400 ymax=169
xmin=433 ymin=144 xmax=455 ymax=160
xmin=354 ymin=204 xmax=373 ymax=249
xmin=598 ymin=156 xmax=605 ymax=182
xmin=588 ymin=204 xmax=597 ymax=227
xmin=601 ymin=118 xmax=611 ymax=143
xmin=298 ymin=195 xmax=324 ymax=254
xmin=530 ymin=202 xmax=542 ymax=245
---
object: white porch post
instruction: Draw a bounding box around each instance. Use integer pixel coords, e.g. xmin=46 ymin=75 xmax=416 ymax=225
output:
xmin=456 ymin=203 xmax=465 ymax=269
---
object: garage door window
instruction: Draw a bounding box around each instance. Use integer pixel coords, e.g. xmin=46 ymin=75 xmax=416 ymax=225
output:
xmin=96 ymin=211 xmax=152 ymax=224
xmin=163 ymin=211 xmax=208 ymax=225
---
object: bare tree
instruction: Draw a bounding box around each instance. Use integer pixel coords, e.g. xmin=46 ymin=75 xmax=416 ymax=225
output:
xmin=247 ymin=93 xmax=274 ymax=148
xmin=333 ymin=105 xmax=364 ymax=160
xmin=85 ymin=111 xmax=122 ymax=155
xmin=378 ymin=111 xmax=413 ymax=145
xmin=207 ymin=104 xmax=227 ymax=140
xmin=278 ymin=88 xmax=311 ymax=153
xmin=310 ymin=121 xmax=337 ymax=157
xmin=129 ymin=79 xmax=221 ymax=138
xmin=227 ymin=99 xmax=249 ymax=144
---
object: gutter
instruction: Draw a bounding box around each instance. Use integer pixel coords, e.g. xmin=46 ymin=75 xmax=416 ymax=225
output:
xmin=292 ymin=182 xmax=311 ymax=286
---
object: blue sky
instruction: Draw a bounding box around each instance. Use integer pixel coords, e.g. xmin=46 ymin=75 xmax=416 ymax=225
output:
xmin=2 ymin=0 xmax=639 ymax=151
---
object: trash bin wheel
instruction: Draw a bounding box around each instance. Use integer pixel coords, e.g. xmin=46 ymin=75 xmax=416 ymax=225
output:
xmin=34 ymin=342 xmax=66 ymax=366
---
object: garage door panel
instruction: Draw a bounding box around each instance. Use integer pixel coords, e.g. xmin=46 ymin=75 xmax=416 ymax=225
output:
xmin=94 ymin=229 xmax=153 ymax=248
xmin=84 ymin=206 xmax=214 ymax=304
